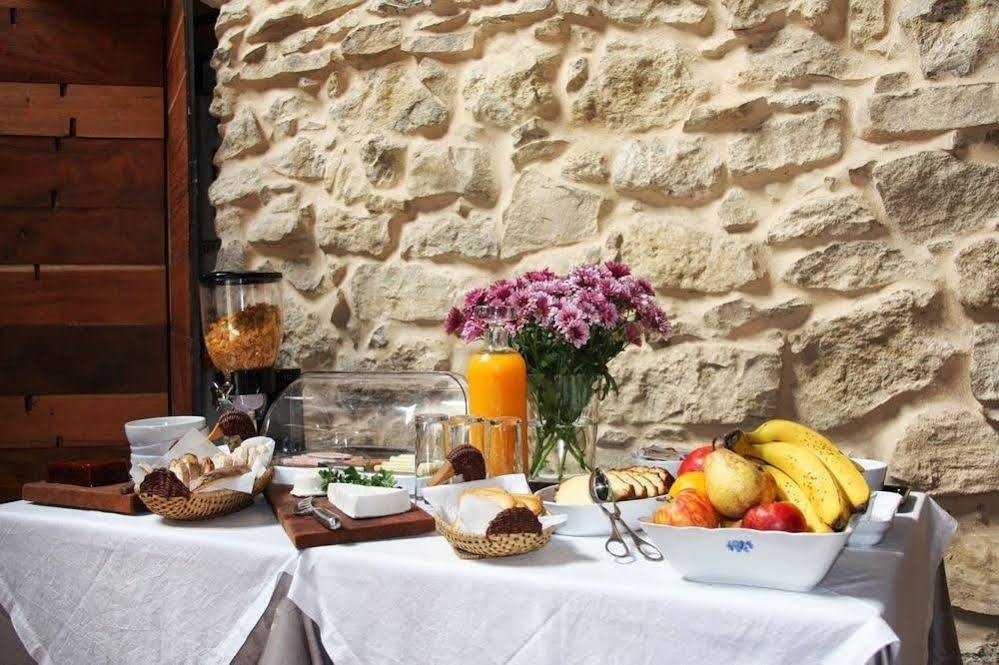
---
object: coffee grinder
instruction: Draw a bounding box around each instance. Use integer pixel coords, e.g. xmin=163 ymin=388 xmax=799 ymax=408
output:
xmin=199 ymin=271 xmax=284 ymax=424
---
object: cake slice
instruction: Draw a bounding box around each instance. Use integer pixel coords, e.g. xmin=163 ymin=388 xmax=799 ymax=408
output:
xmin=604 ymin=470 xmax=634 ymax=501
xmin=614 ymin=470 xmax=647 ymax=498
xmin=627 ymin=467 xmax=667 ymax=495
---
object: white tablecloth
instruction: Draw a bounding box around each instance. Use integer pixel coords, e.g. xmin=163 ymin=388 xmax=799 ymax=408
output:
xmin=0 ymin=499 xmax=297 ymax=665
xmin=288 ymin=493 xmax=956 ymax=665
xmin=0 ymin=493 xmax=955 ymax=665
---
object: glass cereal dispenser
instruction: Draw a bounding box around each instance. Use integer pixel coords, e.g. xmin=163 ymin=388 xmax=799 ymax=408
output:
xmin=199 ymin=271 xmax=283 ymax=418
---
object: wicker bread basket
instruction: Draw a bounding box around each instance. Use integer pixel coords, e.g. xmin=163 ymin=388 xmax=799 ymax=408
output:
xmin=436 ymin=517 xmax=556 ymax=559
xmin=139 ymin=467 xmax=274 ymax=521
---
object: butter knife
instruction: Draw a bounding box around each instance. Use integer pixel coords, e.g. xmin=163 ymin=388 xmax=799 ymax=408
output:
xmin=311 ymin=503 xmax=342 ymax=531
xmin=293 ymin=497 xmax=342 ymax=530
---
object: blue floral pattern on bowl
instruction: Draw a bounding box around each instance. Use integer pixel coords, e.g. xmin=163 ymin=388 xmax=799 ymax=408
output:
xmin=726 ymin=539 xmax=754 ymax=553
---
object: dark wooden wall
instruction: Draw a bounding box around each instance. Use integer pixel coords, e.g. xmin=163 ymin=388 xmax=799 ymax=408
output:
xmin=0 ymin=0 xmax=193 ymax=501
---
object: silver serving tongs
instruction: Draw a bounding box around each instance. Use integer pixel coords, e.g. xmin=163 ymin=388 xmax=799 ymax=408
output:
xmin=589 ymin=468 xmax=663 ymax=561
xmin=293 ymin=497 xmax=342 ymax=531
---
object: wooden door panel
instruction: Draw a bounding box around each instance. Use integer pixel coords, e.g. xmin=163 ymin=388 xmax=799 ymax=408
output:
xmin=0 ymin=137 xmax=164 ymax=208
xmin=0 ymin=83 xmax=164 ymax=138
xmin=0 ymin=82 xmax=64 ymax=135
xmin=0 ymin=136 xmax=56 ymax=206
xmin=0 ymin=265 xmax=167 ymax=325
xmin=54 ymin=138 xmax=165 ymax=207
xmin=0 ymin=325 xmax=168 ymax=395
xmin=0 ymin=207 xmax=164 ymax=264
xmin=67 ymin=85 xmax=164 ymax=138
xmin=1 ymin=393 xmax=168 ymax=448
xmin=3 ymin=1 xmax=164 ymax=16
xmin=0 ymin=0 xmax=182 ymax=501
xmin=0 ymin=7 xmax=163 ymax=86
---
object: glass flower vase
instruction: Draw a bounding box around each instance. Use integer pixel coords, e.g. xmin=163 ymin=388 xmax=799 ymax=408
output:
xmin=527 ymin=374 xmax=598 ymax=482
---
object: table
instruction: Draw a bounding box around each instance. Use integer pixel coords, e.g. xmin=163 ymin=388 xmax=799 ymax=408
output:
xmin=0 ymin=492 xmax=957 ymax=665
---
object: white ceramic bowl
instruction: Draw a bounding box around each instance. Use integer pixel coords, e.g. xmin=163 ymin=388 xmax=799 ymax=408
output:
xmin=635 ymin=455 xmax=888 ymax=492
xmin=640 ymin=519 xmax=851 ymax=591
xmin=125 ymin=416 xmax=207 ymax=449
xmin=534 ymin=485 xmax=662 ymax=537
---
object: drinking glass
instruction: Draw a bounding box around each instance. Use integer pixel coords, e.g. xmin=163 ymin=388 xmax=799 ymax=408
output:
xmin=414 ymin=413 xmax=449 ymax=499
xmin=487 ymin=416 xmax=524 ymax=477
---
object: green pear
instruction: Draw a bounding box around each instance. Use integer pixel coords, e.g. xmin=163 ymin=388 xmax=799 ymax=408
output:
xmin=703 ymin=448 xmax=771 ymax=518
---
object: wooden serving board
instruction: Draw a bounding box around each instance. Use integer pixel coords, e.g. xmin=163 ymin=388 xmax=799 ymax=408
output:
xmin=264 ymin=484 xmax=435 ymax=549
xmin=22 ymin=481 xmax=146 ymax=514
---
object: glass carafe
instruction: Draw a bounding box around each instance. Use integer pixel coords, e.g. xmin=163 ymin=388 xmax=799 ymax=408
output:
xmin=465 ymin=306 xmax=528 ymax=477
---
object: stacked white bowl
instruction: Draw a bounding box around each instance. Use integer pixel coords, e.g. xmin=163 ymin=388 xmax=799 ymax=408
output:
xmin=125 ymin=416 xmax=207 ymax=472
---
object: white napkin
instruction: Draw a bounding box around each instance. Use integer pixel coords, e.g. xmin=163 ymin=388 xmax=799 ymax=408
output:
xmin=130 ymin=429 xmax=275 ymax=494
xmin=421 ymin=474 xmax=565 ymax=530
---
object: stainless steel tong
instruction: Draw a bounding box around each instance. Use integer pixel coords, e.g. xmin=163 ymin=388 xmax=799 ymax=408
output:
xmin=589 ymin=468 xmax=663 ymax=561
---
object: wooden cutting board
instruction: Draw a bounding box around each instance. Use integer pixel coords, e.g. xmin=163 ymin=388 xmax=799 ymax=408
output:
xmin=265 ymin=483 xmax=435 ymax=549
xmin=22 ymin=481 xmax=146 ymax=514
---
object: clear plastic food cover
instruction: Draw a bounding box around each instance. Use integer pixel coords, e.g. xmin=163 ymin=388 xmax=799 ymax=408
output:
xmin=261 ymin=371 xmax=469 ymax=462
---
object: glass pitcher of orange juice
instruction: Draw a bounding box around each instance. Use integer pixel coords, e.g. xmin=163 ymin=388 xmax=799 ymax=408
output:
xmin=466 ymin=306 xmax=528 ymax=476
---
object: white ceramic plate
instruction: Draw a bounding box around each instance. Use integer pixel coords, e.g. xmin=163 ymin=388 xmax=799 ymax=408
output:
xmin=535 ymin=485 xmax=663 ymax=537
xmin=640 ymin=518 xmax=851 ymax=591
xmin=634 ymin=454 xmax=888 ymax=492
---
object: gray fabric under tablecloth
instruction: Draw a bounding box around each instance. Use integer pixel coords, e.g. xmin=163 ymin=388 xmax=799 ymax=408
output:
xmin=0 ymin=572 xmax=331 ymax=665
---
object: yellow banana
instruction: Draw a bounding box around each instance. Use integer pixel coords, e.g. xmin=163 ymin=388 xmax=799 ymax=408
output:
xmin=755 ymin=461 xmax=832 ymax=533
xmin=746 ymin=419 xmax=870 ymax=510
xmin=732 ymin=439 xmax=846 ymax=529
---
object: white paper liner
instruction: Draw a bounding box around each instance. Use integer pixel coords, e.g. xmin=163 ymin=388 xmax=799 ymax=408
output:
xmin=421 ymin=474 xmax=566 ymax=533
xmin=130 ymin=430 xmax=275 ymax=494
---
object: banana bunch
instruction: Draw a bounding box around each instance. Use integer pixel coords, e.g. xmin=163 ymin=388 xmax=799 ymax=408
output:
xmin=725 ymin=419 xmax=870 ymax=532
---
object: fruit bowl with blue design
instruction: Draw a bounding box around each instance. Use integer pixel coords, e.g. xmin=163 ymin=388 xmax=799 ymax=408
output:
xmin=639 ymin=517 xmax=853 ymax=592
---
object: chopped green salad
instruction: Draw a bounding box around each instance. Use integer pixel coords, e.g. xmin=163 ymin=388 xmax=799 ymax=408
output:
xmin=318 ymin=466 xmax=396 ymax=491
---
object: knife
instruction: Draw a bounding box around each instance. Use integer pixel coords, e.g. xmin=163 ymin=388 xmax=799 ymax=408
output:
xmin=311 ymin=502 xmax=342 ymax=530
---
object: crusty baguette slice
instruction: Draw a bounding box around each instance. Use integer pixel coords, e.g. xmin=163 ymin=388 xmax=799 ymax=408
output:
xmin=604 ymin=471 xmax=634 ymax=501
xmin=511 ymin=493 xmax=544 ymax=516
xmin=191 ymin=464 xmax=250 ymax=492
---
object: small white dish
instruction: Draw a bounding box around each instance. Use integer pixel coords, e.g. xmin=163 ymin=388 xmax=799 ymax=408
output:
xmin=634 ymin=454 xmax=888 ymax=492
xmin=290 ymin=470 xmax=326 ymax=497
xmin=125 ymin=416 xmax=207 ymax=448
xmin=640 ymin=518 xmax=851 ymax=592
xmin=535 ymin=485 xmax=662 ymax=537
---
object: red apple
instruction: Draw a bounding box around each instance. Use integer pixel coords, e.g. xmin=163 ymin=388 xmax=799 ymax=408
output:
xmin=652 ymin=489 xmax=719 ymax=528
xmin=677 ymin=445 xmax=714 ymax=476
xmin=742 ymin=502 xmax=808 ymax=533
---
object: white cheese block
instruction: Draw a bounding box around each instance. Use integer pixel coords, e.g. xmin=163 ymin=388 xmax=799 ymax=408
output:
xmin=327 ymin=484 xmax=411 ymax=519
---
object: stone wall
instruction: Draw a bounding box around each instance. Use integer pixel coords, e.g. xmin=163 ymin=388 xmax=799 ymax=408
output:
xmin=206 ymin=0 xmax=999 ymax=649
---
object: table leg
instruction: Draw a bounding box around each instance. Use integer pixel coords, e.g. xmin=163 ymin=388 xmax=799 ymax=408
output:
xmin=928 ymin=564 xmax=962 ymax=665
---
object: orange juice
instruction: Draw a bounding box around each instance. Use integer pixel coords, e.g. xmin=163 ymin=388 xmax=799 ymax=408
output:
xmin=467 ymin=350 xmax=528 ymax=476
